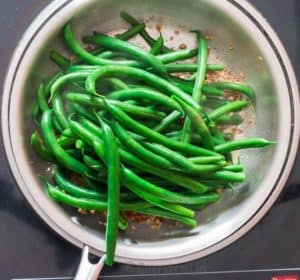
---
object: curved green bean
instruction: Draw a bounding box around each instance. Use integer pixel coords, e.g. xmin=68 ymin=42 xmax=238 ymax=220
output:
xmin=112 ymin=122 xmax=173 ymax=168
xmin=215 ymin=138 xmax=275 ymax=153
xmin=41 ymin=110 xmax=88 ymax=175
xmin=83 ymin=33 xmax=167 ymax=76
xmin=85 ymin=65 xmax=200 ymax=110
xmin=104 ymin=102 xmax=219 ymax=156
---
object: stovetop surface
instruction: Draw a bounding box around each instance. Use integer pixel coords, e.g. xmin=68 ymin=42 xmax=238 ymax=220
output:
xmin=0 ymin=1 xmax=299 ymax=279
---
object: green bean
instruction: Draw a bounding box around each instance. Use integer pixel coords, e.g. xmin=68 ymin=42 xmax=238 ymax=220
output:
xmin=50 ymin=71 xmax=90 ymax=99
xmin=208 ymin=100 xmax=248 ymax=121
xmin=83 ymin=155 xmax=104 ymax=172
xmin=83 ymin=33 xmax=167 ymax=77
xmin=80 ymin=117 xmax=103 ymax=139
xmin=52 ymin=92 xmax=69 ymax=129
xmin=54 ymin=169 xmax=106 ymax=199
xmin=122 ymin=167 xmax=219 ymax=205
xmin=57 ymin=135 xmax=76 ymax=148
xmin=108 ymin=88 xmax=183 ymax=112
xmin=49 ymin=50 xmax=71 ymax=68
xmin=166 ymin=63 xmax=224 ymax=73
xmin=205 ymin=82 xmax=256 ymax=105
xmin=98 ymin=119 xmax=120 ymax=266
xmin=143 ymin=142 xmax=223 ymax=174
xmin=205 ymin=170 xmax=246 ymax=182
xmin=41 ymin=110 xmax=88 ymax=175
xmin=107 ymin=78 xmax=129 ymax=90
xmin=202 ymin=85 xmax=224 ymax=96
xmin=37 ymin=82 xmax=49 ymax=112
xmin=215 ymin=138 xmax=275 ymax=153
xmin=175 ymin=97 xmax=214 ymax=150
xmin=120 ymin=11 xmax=172 ymax=53
xmin=30 ymin=132 xmax=54 ymax=162
xmin=93 ymin=141 xmax=209 ymax=193
xmin=69 ymin=103 xmax=99 ymax=123
xmin=64 ymin=24 xmax=143 ymax=68
xmin=85 ymin=65 xmax=200 ymax=110
xmin=153 ymin=111 xmax=182 ymax=133
xmin=61 ymin=128 xmax=73 ymax=137
xmin=215 ymin=114 xmax=244 ymax=125
xmin=136 ymin=208 xmax=197 ymax=228
xmin=123 ymin=177 xmax=195 ymax=218
xmin=150 ymin=34 xmax=164 ymax=55
xmin=69 ymin=119 xmax=103 ymax=149
xmin=192 ymin=32 xmax=208 ymax=102
xmin=47 ymin=183 xmax=150 ymax=210
xmin=223 ymin=165 xmax=244 ymax=172
xmin=31 ymin=100 xmax=40 ymax=126
xmin=202 ymin=97 xmax=229 ymax=109
xmin=117 ymin=23 xmax=146 ymax=41
xmin=158 ymin=49 xmax=197 ymax=64
xmin=66 ymin=93 xmax=165 ymax=121
xmin=188 ymin=155 xmax=225 ymax=164
xmin=104 ymin=102 xmax=219 ymax=156
xmin=181 ymin=32 xmax=208 ymax=143
xmin=118 ymin=215 xmax=129 ymax=231
xmin=112 ymin=122 xmax=173 ymax=168
xmin=45 ymin=72 xmax=64 ymax=94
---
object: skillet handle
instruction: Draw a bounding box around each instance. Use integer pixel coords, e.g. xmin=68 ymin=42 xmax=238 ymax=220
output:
xmin=74 ymin=246 xmax=106 ymax=280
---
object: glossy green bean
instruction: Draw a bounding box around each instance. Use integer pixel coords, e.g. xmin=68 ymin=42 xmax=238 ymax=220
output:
xmin=143 ymin=142 xmax=223 ymax=174
xmin=52 ymin=92 xmax=69 ymax=129
xmin=69 ymin=103 xmax=99 ymax=123
xmin=85 ymin=65 xmax=200 ymax=110
xmin=104 ymin=102 xmax=219 ymax=156
xmin=208 ymin=100 xmax=248 ymax=121
xmin=181 ymin=32 xmax=208 ymax=143
xmin=108 ymin=88 xmax=182 ymax=112
xmin=215 ymin=114 xmax=244 ymax=125
xmin=93 ymin=141 xmax=208 ymax=193
xmin=112 ymin=122 xmax=173 ymax=168
xmin=66 ymin=93 xmax=165 ymax=121
xmin=188 ymin=155 xmax=225 ymax=164
xmin=223 ymin=165 xmax=244 ymax=172
xmin=118 ymin=215 xmax=129 ymax=231
xmin=136 ymin=208 xmax=197 ymax=228
xmin=150 ymin=34 xmax=164 ymax=55
xmin=123 ymin=177 xmax=195 ymax=218
xmin=30 ymin=132 xmax=54 ymax=162
xmin=49 ymin=50 xmax=71 ymax=68
xmin=202 ymin=85 xmax=224 ymax=96
xmin=205 ymin=82 xmax=256 ymax=105
xmin=31 ymin=100 xmax=40 ymax=126
xmin=41 ymin=110 xmax=88 ymax=175
xmin=153 ymin=111 xmax=182 ymax=133
xmin=64 ymin=24 xmax=143 ymax=68
xmin=54 ymin=169 xmax=107 ymax=199
xmin=215 ymin=138 xmax=275 ymax=153
xmin=83 ymin=33 xmax=167 ymax=76
xmin=122 ymin=167 xmax=219 ymax=205
xmin=175 ymin=97 xmax=214 ymax=150
xmin=165 ymin=63 xmax=224 ymax=73
xmin=99 ymin=119 xmax=120 ymax=265
xmin=120 ymin=11 xmax=172 ymax=53
xmin=107 ymin=78 xmax=129 ymax=90
xmin=192 ymin=32 xmax=208 ymax=102
xmin=83 ymin=155 xmax=105 ymax=172
xmin=205 ymin=170 xmax=246 ymax=182
xmin=47 ymin=183 xmax=150 ymax=210
xmin=50 ymin=71 xmax=90 ymax=99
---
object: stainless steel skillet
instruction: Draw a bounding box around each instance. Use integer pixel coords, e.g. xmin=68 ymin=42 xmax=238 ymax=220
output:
xmin=2 ymin=0 xmax=299 ymax=279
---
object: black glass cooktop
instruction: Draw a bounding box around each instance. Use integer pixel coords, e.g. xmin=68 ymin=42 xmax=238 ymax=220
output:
xmin=1 ymin=1 xmax=299 ymax=279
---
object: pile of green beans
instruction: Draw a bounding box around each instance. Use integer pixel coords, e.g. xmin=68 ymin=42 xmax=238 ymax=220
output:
xmin=30 ymin=12 xmax=275 ymax=266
